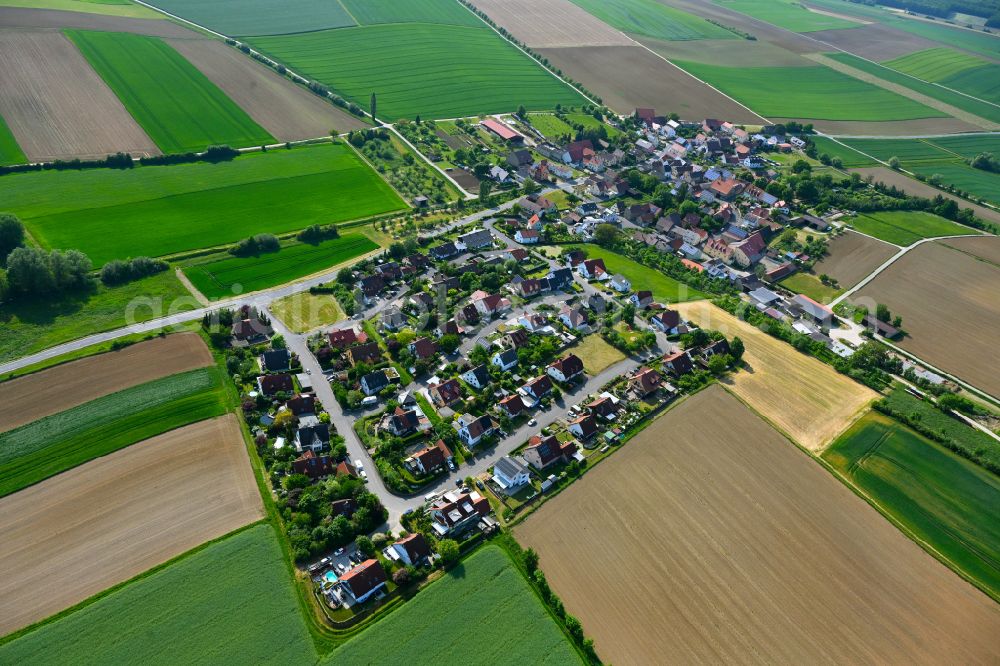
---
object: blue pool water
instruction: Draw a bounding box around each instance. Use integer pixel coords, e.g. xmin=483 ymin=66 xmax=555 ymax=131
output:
xmin=324 ymin=570 xmax=338 ymax=583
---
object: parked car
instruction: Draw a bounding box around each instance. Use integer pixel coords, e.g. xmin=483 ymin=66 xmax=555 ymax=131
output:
xmin=333 ymin=548 xmax=344 ymax=557
xmin=528 ymin=418 xmax=537 ymax=426
xmin=447 ymin=459 xmax=457 ymax=472
xmin=355 ymin=459 xmax=364 ymax=471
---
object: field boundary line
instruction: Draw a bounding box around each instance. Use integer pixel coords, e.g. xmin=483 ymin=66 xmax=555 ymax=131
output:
xmin=334 ymin=0 xmax=360 ymax=26
xmin=877 ymin=335 xmax=1000 ymax=405
xmin=175 ymin=268 xmax=209 ymax=306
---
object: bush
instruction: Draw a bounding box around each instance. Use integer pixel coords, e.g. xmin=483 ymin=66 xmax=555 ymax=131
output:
xmin=230 ymin=234 xmax=280 ymax=257
xmin=100 ymin=256 xmax=168 ymax=286
xmin=297 ymin=224 xmax=339 ymax=244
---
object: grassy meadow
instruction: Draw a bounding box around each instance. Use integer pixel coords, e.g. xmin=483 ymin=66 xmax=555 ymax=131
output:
xmin=0 ymin=524 xmax=316 ymax=664
xmin=778 ymin=272 xmax=843 ymax=303
xmin=562 ymin=245 xmax=708 ymax=303
xmin=848 ymin=210 xmax=976 ymax=246
xmin=0 ymin=115 xmax=26 ymax=166
xmin=569 ymin=0 xmax=734 ymax=41
xmin=7 ymin=143 xmax=404 ymax=265
xmin=269 ymin=292 xmax=345 ymax=333
xmin=327 ymin=546 xmax=582 ymax=664
xmin=883 ymin=47 xmax=989 ymax=83
xmin=529 ymin=113 xmax=575 ymax=141
xmin=672 ymin=61 xmax=946 ymax=121
xmin=824 ymin=411 xmax=1000 ymax=601
xmin=67 ymin=30 xmax=273 ymax=153
xmin=715 ymin=0 xmax=859 ymax=31
xmin=183 ymin=233 xmax=378 ymax=300
xmin=0 ymin=367 xmax=227 ymax=497
xmin=250 ymin=24 xmax=586 ymax=121
xmin=0 ymin=271 xmax=195 ymax=364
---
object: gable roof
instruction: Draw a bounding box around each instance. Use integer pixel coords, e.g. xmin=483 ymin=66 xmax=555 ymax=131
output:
xmin=499 ymin=394 xmax=525 ymax=416
xmin=395 ymin=533 xmax=431 ymax=563
xmin=569 ymin=413 xmax=597 ymax=437
xmin=328 ymin=327 xmax=366 ymax=349
xmin=549 ymin=354 xmax=584 ymax=378
xmin=340 ymin=559 xmax=387 ymax=598
xmin=410 ymin=337 xmax=438 ymax=359
xmin=465 ymin=364 xmax=491 ymax=387
xmin=347 ymin=342 xmax=382 ymax=366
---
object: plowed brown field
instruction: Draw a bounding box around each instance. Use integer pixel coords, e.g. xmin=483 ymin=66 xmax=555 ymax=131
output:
xmin=675 ymin=300 xmax=875 ymax=450
xmin=471 ymin=0 xmax=632 ymax=47
xmin=0 ymin=415 xmax=261 ymax=636
xmin=166 ymin=38 xmax=368 ymax=140
xmin=857 ymin=239 xmax=1000 ymax=398
xmin=812 ymin=230 xmax=897 ymax=289
xmin=517 ymin=386 xmax=1000 ymax=665
xmin=0 ymin=333 xmax=212 ymax=433
xmin=0 ymin=7 xmax=191 ymax=36
xmin=0 ymin=31 xmax=159 ymax=161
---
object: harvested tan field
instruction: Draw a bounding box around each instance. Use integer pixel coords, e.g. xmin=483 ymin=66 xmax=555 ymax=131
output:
xmin=660 ymin=0 xmax=819 ymax=53
xmin=471 ymin=0 xmax=632 ymax=48
xmin=852 ymin=166 xmax=1000 ymax=226
xmin=638 ymin=35 xmax=814 ymax=67
xmin=675 ymin=300 xmax=875 ymax=450
xmin=781 ymin=115 xmax=979 ymax=135
xmin=536 ymin=45 xmax=765 ymax=123
xmin=807 ymin=23 xmax=937 ymax=60
xmin=517 ymin=386 xmax=1000 ymax=665
xmin=0 ymin=333 xmax=212 ymax=433
xmin=0 ymin=415 xmax=261 ymax=636
xmin=812 ymin=230 xmax=897 ymax=289
xmin=0 ymin=7 xmax=192 ymax=36
xmin=857 ymin=240 xmax=1000 ymax=398
xmin=943 ymin=234 xmax=1000 ymax=265
xmin=167 ymin=38 xmax=368 ymax=139
xmin=0 ymin=31 xmax=159 ymax=162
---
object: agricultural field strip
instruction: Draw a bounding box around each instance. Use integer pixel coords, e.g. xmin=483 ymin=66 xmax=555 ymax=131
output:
xmin=0 ymin=415 xmax=263 ymax=638
xmin=0 ymin=332 xmax=211 ymax=432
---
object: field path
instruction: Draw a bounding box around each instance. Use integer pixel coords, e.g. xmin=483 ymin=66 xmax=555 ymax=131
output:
xmin=175 ymin=268 xmax=209 ymax=306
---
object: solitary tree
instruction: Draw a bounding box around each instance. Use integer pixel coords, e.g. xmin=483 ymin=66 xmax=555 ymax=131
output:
xmin=370 ymin=92 xmax=378 ymax=124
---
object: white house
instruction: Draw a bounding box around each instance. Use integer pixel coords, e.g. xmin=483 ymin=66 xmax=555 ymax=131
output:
xmin=492 ymin=456 xmax=530 ymax=495
xmin=609 ymin=274 xmax=631 ymax=292
xmin=514 ymin=229 xmax=540 ymax=244
xmin=546 ymin=354 xmax=584 ymax=383
xmin=492 ymin=348 xmax=518 ymax=372
xmin=461 ymin=364 xmax=491 ymax=390
xmin=454 ymin=413 xmax=496 ymax=447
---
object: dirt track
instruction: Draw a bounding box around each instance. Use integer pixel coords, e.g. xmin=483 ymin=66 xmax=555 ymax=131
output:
xmin=0 ymin=415 xmax=261 ymax=636
xmin=0 ymin=333 xmax=213 ymax=433
xmin=0 ymin=31 xmax=160 ymax=162
xmin=675 ymin=300 xmax=875 ymax=451
xmin=857 ymin=240 xmax=1000 ymax=398
xmin=517 ymin=386 xmax=1000 ymax=665
xmin=471 ymin=0 xmax=632 ymax=48
xmin=851 ymin=166 xmax=1000 ymax=226
xmin=943 ymin=235 xmax=1000 ymax=265
xmin=167 ymin=38 xmax=369 ymax=139
xmin=812 ymin=230 xmax=897 ymax=289
xmin=536 ymin=44 xmax=765 ymax=122
xmin=0 ymin=6 xmax=192 ymax=36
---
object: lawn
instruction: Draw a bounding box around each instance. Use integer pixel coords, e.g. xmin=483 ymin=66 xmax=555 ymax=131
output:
xmin=183 ymin=233 xmax=378 ymax=300
xmin=269 ymin=291 xmax=345 ymax=333
xmin=529 ymin=113 xmax=575 ymax=141
xmin=672 ymin=61 xmax=947 ymax=121
xmin=339 ymin=0 xmax=481 ymax=26
xmin=0 ymin=271 xmax=194 ymax=364
xmin=714 ymin=0 xmax=859 ymax=31
xmin=9 ymin=143 xmax=404 ymax=266
xmin=848 ymin=210 xmax=978 ymax=245
xmin=0 ymin=114 xmax=25 ymax=166
xmin=249 ymin=23 xmax=586 ymax=121
xmin=326 ymin=546 xmax=582 ymax=664
xmin=826 ymin=53 xmax=1000 ymax=124
xmin=778 ymin=272 xmax=843 ymax=303
xmin=66 ymin=30 xmax=274 ymax=154
xmin=564 ymin=112 xmax=624 ymax=138
xmin=140 ymin=0 xmax=356 ymax=36
xmin=0 ymin=524 xmax=317 ymax=664
xmin=0 ymin=367 xmax=227 ymax=497
xmin=573 ymin=334 xmax=626 ymax=374
xmin=569 ymin=0 xmax=735 ymax=41
xmin=563 ymin=245 xmax=707 ymax=303
xmin=823 ymin=411 xmax=1000 ymax=601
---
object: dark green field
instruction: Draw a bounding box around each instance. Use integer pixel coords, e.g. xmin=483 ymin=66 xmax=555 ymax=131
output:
xmin=67 ymin=30 xmax=274 ymax=153
xmin=0 ymin=367 xmax=227 ymax=497
xmin=823 ymin=411 xmax=1000 ymax=601
xmin=184 ymin=233 xmax=378 ymax=299
xmin=7 ymin=143 xmax=404 ymax=266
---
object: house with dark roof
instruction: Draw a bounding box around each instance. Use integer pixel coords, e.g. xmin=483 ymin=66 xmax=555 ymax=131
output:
xmin=461 ymin=364 xmax=492 ymax=390
xmin=629 ymin=290 xmax=654 ymax=309
xmin=547 ymin=354 xmax=584 ymax=383
xmin=523 ymin=434 xmax=578 ymax=471
xmin=454 ymin=413 xmax=496 ymax=447
xmin=629 ymin=367 xmax=663 ymax=397
xmin=568 ymin=413 xmax=598 ymax=439
xmin=559 ymin=304 xmax=589 ymax=331
xmin=547 ymin=267 xmax=574 ymax=290
xmin=359 ymin=274 xmax=385 ymax=300
xmin=731 ymin=232 xmax=766 ymax=267
xmin=662 ymin=351 xmax=694 ymax=377
xmin=391 ymin=533 xmax=431 ymax=567
xmin=387 ymin=407 xmax=420 ymax=436
xmin=381 ymin=307 xmax=405 ymax=331
xmin=291 ymin=450 xmax=336 ymax=479
xmin=340 ymin=559 xmax=387 ymax=604
xmin=330 ymin=498 xmax=357 ymax=518
xmin=522 ymin=374 xmax=553 ymax=402
xmin=430 ymin=490 xmax=491 ymax=536
xmin=457 ymin=229 xmax=493 ymax=251
xmin=651 ymin=309 xmax=682 ymax=335
xmin=295 ymin=423 xmax=330 ymax=452
xmin=430 ymin=242 xmax=459 ymax=260
xmin=429 ymin=378 xmax=463 ymax=407
xmin=328 ymin=326 xmax=367 ymax=350
xmin=457 ymin=303 xmax=480 ymax=325
xmin=409 ymin=337 xmax=438 ymax=360
xmin=361 ymin=369 xmax=390 ymax=396
xmin=701 ymin=338 xmax=731 ymax=360
xmin=517 ymin=277 xmax=544 ymax=298
xmin=347 ymin=342 xmax=382 ymax=367
xmin=257 ymin=373 xmax=293 ymax=396
xmin=412 ymin=444 xmax=446 ymax=475
xmin=492 ymin=348 xmax=519 ymax=372
xmin=578 ymin=258 xmax=607 ymax=280
xmin=587 ymin=396 xmax=619 ymax=421
xmin=286 ymin=393 xmax=316 ymax=416
xmin=498 ymin=394 xmax=526 ymax=418
xmin=260 ymin=349 xmax=291 ymax=372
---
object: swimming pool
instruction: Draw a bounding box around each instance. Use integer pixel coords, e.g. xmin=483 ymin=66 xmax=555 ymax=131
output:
xmin=324 ymin=570 xmax=338 ymax=584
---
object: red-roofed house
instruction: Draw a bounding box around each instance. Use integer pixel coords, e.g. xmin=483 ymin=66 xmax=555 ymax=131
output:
xmin=328 ymin=326 xmax=367 ymax=349
xmin=340 ymin=559 xmax=387 ymax=604
xmin=523 ymin=434 xmax=578 ymax=471
xmin=547 ymin=354 xmax=584 ymax=383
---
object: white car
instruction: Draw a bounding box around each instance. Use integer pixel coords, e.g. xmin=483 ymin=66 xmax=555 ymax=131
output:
xmin=354 ymin=459 xmax=364 ymax=472
xmin=333 ymin=548 xmax=344 ymax=557
xmin=360 ymin=470 xmax=368 ymax=482
xmin=528 ymin=418 xmax=537 ymax=426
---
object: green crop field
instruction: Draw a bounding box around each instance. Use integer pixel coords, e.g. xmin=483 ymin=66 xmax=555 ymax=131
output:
xmin=714 ymin=0 xmax=858 ymax=31
xmin=569 ymin=0 xmax=734 ymax=41
xmin=562 ymin=245 xmax=707 ymax=303
xmin=810 ymin=136 xmax=877 ymax=167
xmin=0 ymin=367 xmax=227 ymax=497
xmin=529 ymin=113 xmax=575 ymax=141
xmin=908 ymin=163 xmax=1000 ymax=204
xmin=141 ymin=0 xmax=356 ymax=36
xmin=883 ymin=47 xmax=987 ymax=83
xmin=929 ymin=134 xmax=1000 ymax=159
xmin=672 ymin=61 xmax=945 ymax=121
xmin=826 ymin=53 xmax=1000 ymax=124
xmin=7 ymin=143 xmax=404 ymax=266
xmin=823 ymin=411 xmax=1000 ymax=601
xmin=848 ymin=210 xmax=976 ymax=246
xmin=184 ymin=233 xmax=378 ymax=300
xmin=938 ymin=64 xmax=1000 ymax=105
xmin=0 ymin=271 xmax=194 ymax=365
xmin=327 ymin=546 xmax=581 ymax=664
xmin=67 ymin=30 xmax=274 ymax=153
xmin=0 ymin=114 xmax=25 ymax=166
xmin=779 ymin=272 xmax=843 ymax=303
xmin=250 ymin=24 xmax=586 ymax=121
xmin=842 ymin=137 xmax=953 ymax=163
xmin=0 ymin=524 xmax=317 ymax=664
xmin=340 ymin=0 xmax=481 ymax=26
